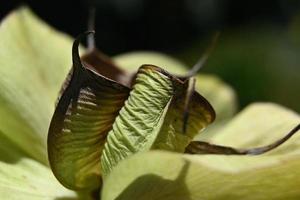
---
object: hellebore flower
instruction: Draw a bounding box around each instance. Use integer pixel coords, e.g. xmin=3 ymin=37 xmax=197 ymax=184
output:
xmin=0 ymin=7 xmax=299 ymax=200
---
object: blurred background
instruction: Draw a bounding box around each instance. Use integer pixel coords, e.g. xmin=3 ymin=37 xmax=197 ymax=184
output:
xmin=1 ymin=0 xmax=299 ymax=112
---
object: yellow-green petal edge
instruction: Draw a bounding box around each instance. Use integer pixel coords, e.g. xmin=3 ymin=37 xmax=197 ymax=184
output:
xmin=0 ymin=7 xmax=73 ymax=164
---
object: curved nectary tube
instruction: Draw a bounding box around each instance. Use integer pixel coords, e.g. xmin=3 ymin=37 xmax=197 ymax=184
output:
xmin=48 ymin=32 xmax=130 ymax=190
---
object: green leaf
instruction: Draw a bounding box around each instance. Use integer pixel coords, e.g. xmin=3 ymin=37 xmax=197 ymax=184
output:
xmin=48 ymin=36 xmax=130 ymax=190
xmin=101 ymin=65 xmax=215 ymax=177
xmin=0 ymin=7 xmax=73 ymax=164
xmin=102 ymin=103 xmax=300 ymax=200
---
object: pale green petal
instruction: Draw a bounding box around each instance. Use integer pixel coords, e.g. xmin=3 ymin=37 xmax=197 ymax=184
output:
xmin=113 ymin=51 xmax=187 ymax=74
xmin=196 ymin=74 xmax=237 ymax=121
xmin=102 ymin=103 xmax=300 ymax=200
xmin=0 ymin=7 xmax=73 ymax=163
xmin=0 ymin=130 xmax=27 ymax=163
xmin=0 ymin=158 xmax=76 ymax=200
xmin=102 ymin=151 xmax=300 ymax=200
xmin=0 ymin=126 xmax=76 ymax=199
xmin=210 ymin=103 xmax=300 ymax=155
xmin=195 ymin=74 xmax=238 ymax=140
xmin=114 ymin=52 xmax=237 ymax=140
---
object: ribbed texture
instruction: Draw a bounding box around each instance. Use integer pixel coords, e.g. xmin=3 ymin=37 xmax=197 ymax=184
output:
xmin=101 ymin=66 xmax=174 ymax=176
xmin=48 ymin=71 xmax=129 ymax=190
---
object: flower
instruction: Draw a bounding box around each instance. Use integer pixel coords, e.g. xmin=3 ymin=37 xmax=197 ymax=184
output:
xmin=0 ymin=7 xmax=299 ymax=200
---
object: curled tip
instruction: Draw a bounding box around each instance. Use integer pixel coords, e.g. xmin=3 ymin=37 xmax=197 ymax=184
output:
xmin=75 ymin=31 xmax=95 ymax=42
xmin=74 ymin=31 xmax=95 ymax=46
xmin=72 ymin=31 xmax=96 ymax=69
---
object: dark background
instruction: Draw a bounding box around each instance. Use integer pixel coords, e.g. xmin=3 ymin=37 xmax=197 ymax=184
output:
xmin=1 ymin=0 xmax=300 ymax=112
